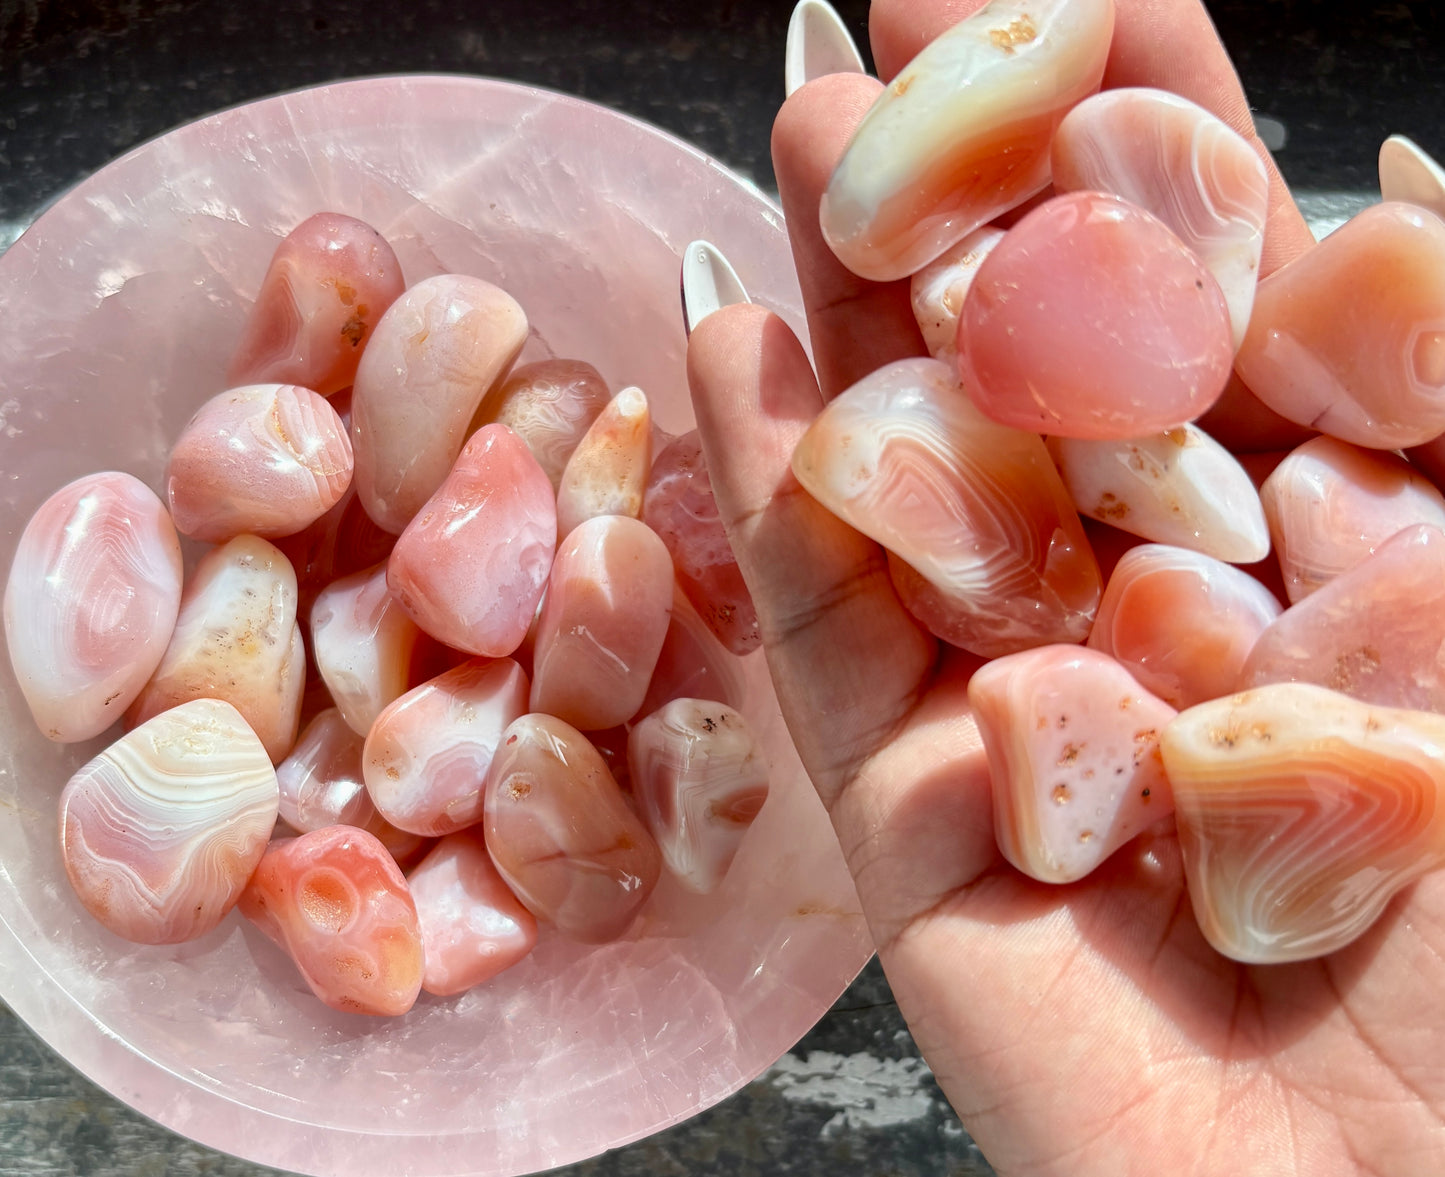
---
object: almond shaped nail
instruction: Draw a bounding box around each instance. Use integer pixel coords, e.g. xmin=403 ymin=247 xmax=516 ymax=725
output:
xmin=784 ymin=0 xmax=867 ymax=99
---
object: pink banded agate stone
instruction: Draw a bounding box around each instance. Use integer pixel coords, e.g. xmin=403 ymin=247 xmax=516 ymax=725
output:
xmin=387 ymin=424 xmax=556 ymax=657
xmin=909 ymin=227 xmax=1006 ymax=362
xmin=276 ymin=482 xmax=396 ymax=626
xmin=165 ymin=384 xmax=353 ymax=543
xmin=1050 ymin=87 xmax=1270 ymax=347
xmin=1088 ymin=544 xmax=1281 ymax=710
xmin=1239 ymin=524 xmax=1445 ymax=714
xmin=530 ymin=515 xmax=674 ymax=731
xmin=239 ymin=826 xmax=424 ymax=1017
xmin=791 ymin=357 xmax=1101 ymax=657
xmin=473 ymin=358 xmax=612 ymax=490
xmin=485 ymin=714 xmax=662 ymax=943
xmin=637 ymin=585 xmax=747 ymax=720
xmin=958 ymin=191 xmax=1235 ymax=439
xmin=407 ymin=829 xmax=538 ymax=997
xmin=363 ymin=657 xmax=530 ymax=837
xmin=819 ymin=0 xmax=1114 ymax=281
xmin=3 ymin=471 xmax=182 ymax=743
xmin=227 ymin=211 xmax=405 ymax=397
xmin=1162 ymin=683 xmax=1445 ymax=963
xmin=1046 ymin=424 xmax=1270 ymax=564
xmin=352 ymin=274 xmax=528 ymax=533
xmin=126 ymin=534 xmax=305 ymax=763
xmin=968 ymin=646 xmax=1176 ymax=883
xmin=627 ymin=699 xmax=769 ymax=893
xmin=1260 ymin=435 xmax=1445 ymax=603
xmin=1234 ymin=202 xmax=1445 ymax=449
xmin=554 ymin=387 xmax=652 ymax=539
xmin=642 ymin=430 xmax=760 ymax=655
xmin=60 ymin=698 xmax=278 ymax=944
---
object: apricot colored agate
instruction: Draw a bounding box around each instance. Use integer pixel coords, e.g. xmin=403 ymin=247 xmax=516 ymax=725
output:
xmin=1162 ymin=683 xmax=1445 ymax=963
xmin=819 ymin=0 xmax=1114 ymax=281
xmin=554 ymin=387 xmax=652 ymax=538
xmin=228 ymin=211 xmax=405 ymax=396
xmin=958 ymin=191 xmax=1234 ymax=439
xmin=472 ymin=358 xmax=611 ymax=490
xmin=1234 ymin=202 xmax=1445 ymax=449
xmin=240 ymin=826 xmax=423 ymax=1016
xmin=485 ymin=714 xmax=661 ymax=943
xmin=4 ymin=471 xmax=182 ymax=743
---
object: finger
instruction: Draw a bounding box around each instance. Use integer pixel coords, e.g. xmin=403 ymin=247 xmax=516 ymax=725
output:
xmin=772 ymin=73 xmax=927 ymax=399
xmin=866 ymin=0 xmax=1314 ymax=276
xmin=686 ymin=302 xmax=936 ymax=806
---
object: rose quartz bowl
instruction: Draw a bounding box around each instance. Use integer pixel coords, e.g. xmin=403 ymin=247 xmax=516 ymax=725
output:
xmin=0 ymin=76 xmax=870 ymax=1176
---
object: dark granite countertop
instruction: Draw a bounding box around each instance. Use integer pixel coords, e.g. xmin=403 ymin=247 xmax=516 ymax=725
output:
xmin=0 ymin=2 xmax=1440 ymax=1174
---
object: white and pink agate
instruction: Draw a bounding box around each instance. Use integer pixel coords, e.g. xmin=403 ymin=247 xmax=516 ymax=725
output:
xmin=1047 ymin=424 xmax=1270 ymax=564
xmin=351 ymin=274 xmax=528 ymax=533
xmin=908 ymin=227 xmax=1006 ymax=361
xmin=364 ymin=658 xmax=530 ymax=837
xmin=126 ymin=534 xmax=305 ymax=763
xmin=529 ymin=515 xmax=674 ymax=731
xmin=791 ymin=357 xmax=1100 ymax=657
xmin=228 ymin=211 xmax=405 ymax=397
xmin=628 ymin=699 xmax=769 ymax=893
xmin=1087 ymin=544 xmax=1281 ymax=710
xmin=407 ymin=830 xmax=538 ymax=997
xmin=819 ymin=0 xmax=1114 ymax=281
xmin=1234 ymin=202 xmax=1445 ymax=449
xmin=968 ymin=645 xmax=1176 ymax=883
xmin=386 ymin=424 xmax=556 ymax=657
xmin=59 ymin=698 xmax=278 ymax=944
xmin=554 ymin=386 xmax=652 ymax=539
xmin=165 ymin=384 xmax=353 ymax=542
xmin=1260 ymin=435 xmax=1445 ymax=603
xmin=1163 ymin=683 xmax=1445 ymax=963
xmin=1051 ymin=87 xmax=1269 ymax=347
xmin=474 ymin=359 xmax=612 ymax=490
xmin=4 ymin=472 xmax=182 ymax=743
xmin=485 ymin=713 xmax=662 ymax=943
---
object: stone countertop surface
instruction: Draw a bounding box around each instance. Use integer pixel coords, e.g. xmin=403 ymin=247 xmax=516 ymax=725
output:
xmin=0 ymin=2 xmax=1439 ymax=1175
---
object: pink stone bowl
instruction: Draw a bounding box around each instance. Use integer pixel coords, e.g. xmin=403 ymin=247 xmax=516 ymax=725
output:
xmin=0 ymin=76 xmax=870 ymax=1176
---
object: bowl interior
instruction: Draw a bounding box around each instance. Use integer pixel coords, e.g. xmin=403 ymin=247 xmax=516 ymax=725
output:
xmin=0 ymin=75 xmax=869 ymax=1177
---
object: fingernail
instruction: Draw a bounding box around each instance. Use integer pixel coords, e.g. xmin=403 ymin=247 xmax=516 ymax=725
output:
xmin=784 ymin=0 xmax=866 ymax=100
xmin=1380 ymin=134 xmax=1445 ymax=221
xmin=681 ymin=240 xmax=750 ymax=336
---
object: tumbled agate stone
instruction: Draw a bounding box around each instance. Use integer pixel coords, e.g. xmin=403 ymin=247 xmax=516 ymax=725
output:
xmin=959 ymin=191 xmax=1234 ymax=439
xmin=408 ymin=829 xmax=538 ymax=997
xmin=1379 ymin=134 xmax=1445 ymax=223
xmin=240 ymin=826 xmax=423 ymax=1016
xmin=1234 ymin=202 xmax=1445 ymax=449
xmin=1048 ymin=426 xmax=1268 ymax=564
xmin=1162 ymin=682 xmax=1445 ymax=963
xmin=471 ymin=358 xmax=611 ymax=490
xmin=554 ymin=387 xmax=652 ymax=539
xmin=228 ymin=211 xmax=405 ymax=397
xmin=126 ymin=534 xmax=305 ymax=763
xmin=387 ymin=424 xmax=556 ymax=657
xmin=364 ymin=657 xmax=529 ymax=837
xmin=60 ymin=698 xmax=278 ymax=944
xmin=791 ymin=356 xmax=1100 ymax=657
xmin=4 ymin=471 xmax=182 ymax=743
xmin=909 ymin=227 xmax=1006 ymax=361
xmin=1051 ymin=87 xmax=1269 ymax=347
xmin=276 ymin=483 xmax=396 ymax=625
xmin=642 ymin=430 xmax=760 ymax=655
xmin=1240 ymin=524 xmax=1445 ymax=713
xmin=628 ymin=699 xmax=769 ymax=893
xmin=1260 ymin=435 xmax=1445 ymax=603
xmin=485 ymin=714 xmax=662 ymax=943
xmin=968 ymin=646 xmax=1175 ymax=883
xmin=1088 ymin=544 xmax=1281 ymax=710
xmin=530 ymin=515 xmax=674 ymax=730
xmin=819 ymin=0 xmax=1113 ymax=281
xmin=165 ymin=383 xmax=353 ymax=543
xmin=352 ymin=274 xmax=528 ymax=533
xmin=637 ymin=585 xmax=747 ymax=720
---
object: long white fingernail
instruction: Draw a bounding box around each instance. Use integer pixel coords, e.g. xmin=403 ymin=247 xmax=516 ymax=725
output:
xmin=784 ymin=0 xmax=866 ymax=100
xmin=1380 ymin=134 xmax=1445 ymax=221
xmin=681 ymin=240 xmax=750 ymax=336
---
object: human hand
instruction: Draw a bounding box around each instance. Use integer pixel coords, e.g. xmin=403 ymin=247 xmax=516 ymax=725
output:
xmin=685 ymin=2 xmax=1445 ymax=1172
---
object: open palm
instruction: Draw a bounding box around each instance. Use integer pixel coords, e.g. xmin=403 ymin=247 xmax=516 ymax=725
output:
xmin=686 ymin=1 xmax=1445 ymax=1172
